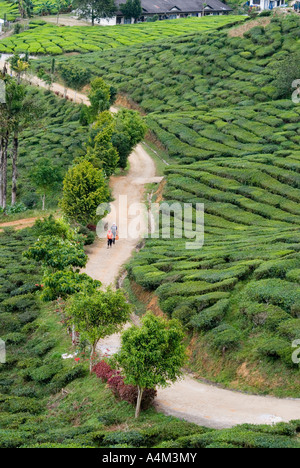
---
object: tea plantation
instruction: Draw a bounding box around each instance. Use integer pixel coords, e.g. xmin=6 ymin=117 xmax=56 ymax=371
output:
xmin=44 ymin=14 xmax=299 ymax=110
xmin=43 ymin=14 xmax=300 ymax=394
xmin=0 ymin=16 xmax=244 ymax=55
xmin=6 ymin=86 xmax=87 ymax=209
xmin=0 ymin=0 xmax=64 ymax=21
xmin=0 ymin=1 xmax=18 ymax=21
xmin=2 ymin=228 xmax=299 ymax=448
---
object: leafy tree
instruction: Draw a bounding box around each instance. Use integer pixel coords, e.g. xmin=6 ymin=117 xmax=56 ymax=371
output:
xmin=24 ymin=236 xmax=87 ymax=271
xmin=74 ymin=0 xmax=117 ymax=26
xmin=115 ymin=313 xmax=186 ymax=418
xmin=30 ymin=157 xmax=62 ymax=210
xmin=0 ymin=76 xmax=38 ymax=208
xmin=55 ymin=0 xmax=72 ymax=24
xmin=12 ymin=0 xmax=33 ymax=18
xmin=120 ymin=0 xmax=142 ymax=22
xmin=58 ymin=63 xmax=91 ymax=98
xmin=87 ymin=111 xmax=119 ymax=176
xmin=112 ymin=109 xmax=147 ymax=169
xmin=41 ymin=270 xmax=101 ymax=302
xmin=60 ymin=160 xmax=110 ymax=225
xmin=66 ymin=287 xmax=131 ymax=372
xmin=87 ymin=77 xmax=111 ymax=123
xmin=33 ymin=215 xmax=70 ymax=239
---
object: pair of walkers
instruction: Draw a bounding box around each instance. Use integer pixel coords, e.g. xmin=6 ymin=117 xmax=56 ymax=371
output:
xmin=107 ymin=223 xmax=118 ymax=249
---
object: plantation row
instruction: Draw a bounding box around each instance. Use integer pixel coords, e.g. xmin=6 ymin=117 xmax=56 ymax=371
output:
xmin=41 ymin=15 xmax=300 ymax=109
xmin=147 ymin=100 xmax=300 ymax=163
xmin=2 ymin=228 xmax=299 ymax=448
xmin=0 ymin=16 xmax=244 ymax=55
xmin=128 ymin=103 xmax=300 ymax=393
xmin=0 ymin=0 xmax=17 ymax=21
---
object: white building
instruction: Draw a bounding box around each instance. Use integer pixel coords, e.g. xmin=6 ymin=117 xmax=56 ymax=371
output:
xmin=0 ymin=19 xmax=5 ymax=34
xmin=249 ymin=0 xmax=286 ymax=10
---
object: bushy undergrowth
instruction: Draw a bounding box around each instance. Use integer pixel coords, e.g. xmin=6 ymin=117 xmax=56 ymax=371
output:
xmin=0 ymin=16 xmax=244 ymax=55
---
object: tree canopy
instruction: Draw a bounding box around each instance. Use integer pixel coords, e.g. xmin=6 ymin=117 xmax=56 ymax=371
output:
xmin=66 ymin=287 xmax=131 ymax=371
xmin=60 ymin=160 xmax=110 ymax=225
xmin=115 ymin=313 xmax=186 ymax=417
xmin=74 ymin=0 xmax=117 ymax=25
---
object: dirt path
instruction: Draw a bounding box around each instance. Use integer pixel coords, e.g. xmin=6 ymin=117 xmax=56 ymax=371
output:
xmin=0 ymin=217 xmax=37 ymax=232
xmin=83 ymin=144 xmax=159 ymax=287
xmin=84 ymin=143 xmax=300 ymax=429
xmin=2 ymin=59 xmax=299 ymax=429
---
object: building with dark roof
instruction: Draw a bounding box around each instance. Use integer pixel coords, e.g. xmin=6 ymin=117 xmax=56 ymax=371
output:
xmin=98 ymin=0 xmax=232 ymax=26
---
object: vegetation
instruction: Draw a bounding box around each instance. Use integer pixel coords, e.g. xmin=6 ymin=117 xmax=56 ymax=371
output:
xmin=0 ymin=86 xmax=87 ymax=214
xmin=0 ymin=16 xmax=245 ymax=55
xmin=60 ymin=160 xmax=110 ymax=225
xmin=66 ymin=288 xmax=131 ymax=372
xmin=0 ymin=0 xmax=72 ymax=20
xmin=115 ymin=313 xmax=186 ymax=418
xmin=47 ymin=13 xmax=300 ymax=395
xmin=0 ymin=227 xmax=299 ymax=449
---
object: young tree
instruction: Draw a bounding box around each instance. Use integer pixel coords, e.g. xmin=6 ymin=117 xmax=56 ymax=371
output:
xmin=41 ymin=270 xmax=101 ymax=302
xmin=60 ymin=160 xmax=110 ymax=225
xmin=30 ymin=157 xmax=62 ymax=210
xmin=74 ymin=0 xmax=117 ymax=26
xmin=112 ymin=109 xmax=147 ymax=169
xmin=0 ymin=75 xmax=38 ymax=208
xmin=66 ymin=288 xmax=131 ymax=372
xmin=120 ymin=0 xmax=142 ymax=22
xmin=58 ymin=63 xmax=91 ymax=99
xmin=87 ymin=77 xmax=111 ymax=123
xmin=115 ymin=313 xmax=186 ymax=418
xmin=87 ymin=111 xmax=119 ymax=176
xmin=25 ymin=236 xmax=87 ymax=272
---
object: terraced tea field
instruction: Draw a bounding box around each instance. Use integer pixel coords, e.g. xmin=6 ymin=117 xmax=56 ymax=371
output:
xmin=6 ymin=13 xmax=300 ymax=393
xmin=147 ymin=100 xmax=300 ymax=162
xmin=43 ymin=14 xmax=299 ymax=109
xmin=128 ymin=140 xmax=300 ymax=394
xmin=0 ymin=1 xmax=18 ymax=20
xmin=0 ymin=16 xmax=244 ymax=55
xmin=6 ymin=87 xmax=87 ymax=209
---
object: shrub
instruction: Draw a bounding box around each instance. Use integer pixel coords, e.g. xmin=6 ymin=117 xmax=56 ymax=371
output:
xmin=92 ymin=360 xmax=114 ymax=382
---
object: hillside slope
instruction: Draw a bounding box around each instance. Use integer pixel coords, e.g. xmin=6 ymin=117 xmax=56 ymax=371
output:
xmin=30 ymin=14 xmax=300 ymax=393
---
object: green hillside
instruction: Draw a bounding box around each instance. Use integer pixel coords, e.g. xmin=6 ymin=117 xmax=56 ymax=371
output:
xmin=44 ymin=14 xmax=300 ymax=394
xmin=5 ymin=87 xmax=87 ymax=210
xmin=0 ymin=228 xmax=299 ymax=448
xmin=0 ymin=16 xmax=244 ymax=55
xmin=39 ymin=14 xmax=299 ymax=109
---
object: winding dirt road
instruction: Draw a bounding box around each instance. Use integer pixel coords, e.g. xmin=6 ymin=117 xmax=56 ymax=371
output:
xmin=2 ymin=59 xmax=300 ymax=429
xmin=84 ymin=143 xmax=300 ymax=429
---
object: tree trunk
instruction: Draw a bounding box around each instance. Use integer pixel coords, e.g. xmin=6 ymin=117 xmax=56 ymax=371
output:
xmin=11 ymin=133 xmax=19 ymax=205
xmin=1 ymin=134 xmax=8 ymax=210
xmin=90 ymin=343 xmax=96 ymax=373
xmin=0 ymin=137 xmax=3 ymax=208
xmin=135 ymin=386 xmax=144 ymax=419
xmin=42 ymin=193 xmax=46 ymax=211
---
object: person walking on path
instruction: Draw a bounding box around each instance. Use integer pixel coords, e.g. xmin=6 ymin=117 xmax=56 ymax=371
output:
xmin=107 ymin=230 xmax=113 ymax=249
xmin=111 ymin=223 xmax=118 ymax=245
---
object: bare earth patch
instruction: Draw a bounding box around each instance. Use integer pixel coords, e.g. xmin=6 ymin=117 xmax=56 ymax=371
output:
xmin=229 ymin=17 xmax=271 ymax=38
